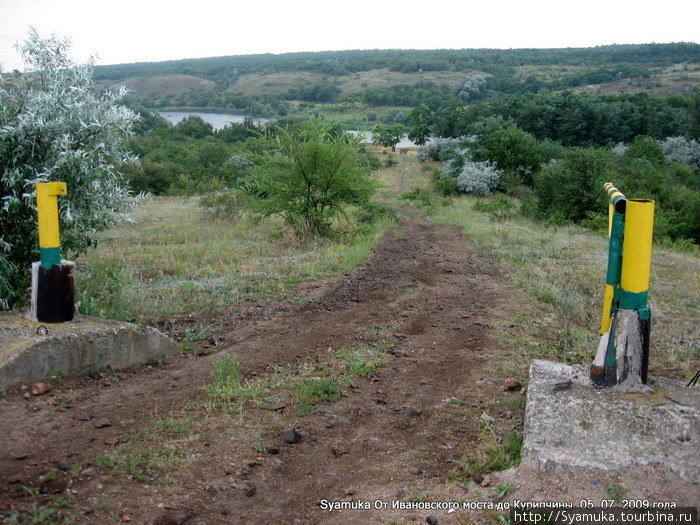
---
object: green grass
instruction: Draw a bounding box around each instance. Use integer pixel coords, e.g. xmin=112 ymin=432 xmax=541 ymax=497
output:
xmin=432 ymin=195 xmax=700 ymax=381
xmin=88 ymin=446 xmax=185 ymax=482
xmin=77 ymin=196 xmax=387 ymax=325
xmin=202 ymin=354 xmax=269 ymax=417
xmin=338 ymin=341 xmax=391 ymax=376
xmin=292 ymin=377 xmax=344 ymax=415
xmin=468 ymin=418 xmax=523 ymax=475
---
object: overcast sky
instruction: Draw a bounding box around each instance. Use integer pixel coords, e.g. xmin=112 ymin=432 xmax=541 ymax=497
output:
xmin=1 ymin=0 xmax=698 ymax=71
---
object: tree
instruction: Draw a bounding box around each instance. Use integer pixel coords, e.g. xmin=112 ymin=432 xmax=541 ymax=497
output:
xmin=534 ymin=147 xmax=615 ymax=223
xmin=246 ymin=121 xmax=376 ymax=236
xmin=0 ymin=30 xmax=138 ymax=308
xmin=174 ymin=115 xmax=214 ymax=139
xmin=371 ymin=124 xmax=404 ymax=151
xmin=407 ymin=104 xmax=432 ymax=146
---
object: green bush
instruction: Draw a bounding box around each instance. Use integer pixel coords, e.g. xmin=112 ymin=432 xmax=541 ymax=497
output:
xmin=535 ymin=147 xmax=614 ymax=223
xmin=245 ymin=121 xmax=377 ymax=236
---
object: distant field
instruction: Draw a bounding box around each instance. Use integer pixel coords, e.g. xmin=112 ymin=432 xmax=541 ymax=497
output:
xmin=226 ymin=68 xmax=468 ymax=97
xmin=95 ymin=74 xmax=215 ymax=98
xmin=573 ymin=63 xmax=700 ymax=96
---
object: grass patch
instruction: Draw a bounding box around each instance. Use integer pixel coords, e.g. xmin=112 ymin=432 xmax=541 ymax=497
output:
xmin=88 ymin=446 xmax=186 ymax=482
xmin=433 ymin=195 xmax=699 ymax=381
xmin=203 ymin=354 xmax=269 ymax=417
xmin=292 ymin=377 xmax=344 ymax=415
xmin=467 ymin=416 xmax=523 ymax=476
xmin=77 ymin=196 xmax=389 ymax=325
xmin=338 ymin=341 xmax=390 ymax=376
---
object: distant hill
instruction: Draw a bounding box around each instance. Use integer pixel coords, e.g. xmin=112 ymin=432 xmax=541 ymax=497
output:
xmin=92 ymin=44 xmax=700 ymax=111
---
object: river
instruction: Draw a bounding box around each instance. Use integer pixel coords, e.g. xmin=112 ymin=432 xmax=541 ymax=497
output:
xmin=158 ymin=111 xmax=269 ymax=130
xmin=159 ymin=111 xmax=422 ymax=147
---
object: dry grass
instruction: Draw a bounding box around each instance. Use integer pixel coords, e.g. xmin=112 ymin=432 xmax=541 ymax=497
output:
xmin=76 ymin=196 xmax=387 ymax=325
xmin=432 ymin=195 xmax=699 ymax=381
xmin=95 ymin=75 xmax=215 ymax=98
xmin=226 ymin=68 xmax=467 ymax=98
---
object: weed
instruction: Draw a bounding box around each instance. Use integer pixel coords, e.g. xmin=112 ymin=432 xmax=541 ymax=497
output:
xmin=88 ymin=446 xmax=185 ymax=482
xmin=292 ymin=377 xmax=344 ymax=415
xmin=606 ymin=482 xmax=626 ymax=502
xmin=338 ymin=341 xmax=390 ymax=376
xmin=203 ymin=354 xmax=268 ymax=417
xmin=50 ymin=370 xmax=66 ymax=385
xmin=495 ymin=481 xmax=518 ymax=499
xmin=153 ymin=416 xmax=196 ymax=437
xmin=468 ymin=417 xmax=522 ymax=475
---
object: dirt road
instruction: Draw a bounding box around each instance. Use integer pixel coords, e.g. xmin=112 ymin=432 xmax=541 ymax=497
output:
xmin=1 ymin=155 xmax=696 ymax=524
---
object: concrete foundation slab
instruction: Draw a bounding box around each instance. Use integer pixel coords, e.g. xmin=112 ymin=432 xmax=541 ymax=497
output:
xmin=0 ymin=312 xmax=178 ymax=389
xmin=523 ymin=360 xmax=699 ymax=483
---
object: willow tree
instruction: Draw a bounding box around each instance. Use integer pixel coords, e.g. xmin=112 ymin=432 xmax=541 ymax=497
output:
xmin=0 ymin=30 xmax=138 ymax=308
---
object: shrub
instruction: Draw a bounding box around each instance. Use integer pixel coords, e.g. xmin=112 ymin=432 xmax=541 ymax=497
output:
xmin=454 ymin=161 xmax=503 ymax=196
xmin=0 ymin=31 xmax=137 ymax=309
xmin=659 ymin=136 xmax=700 ymax=169
xmin=245 ymin=121 xmax=377 ymax=236
xmin=534 ymin=147 xmax=614 ymax=223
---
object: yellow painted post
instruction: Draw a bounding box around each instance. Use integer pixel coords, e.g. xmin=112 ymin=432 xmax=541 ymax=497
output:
xmin=620 ymin=199 xmax=655 ymax=300
xmin=33 ymin=181 xmax=74 ymax=323
xmin=36 ymin=182 xmax=67 ymax=269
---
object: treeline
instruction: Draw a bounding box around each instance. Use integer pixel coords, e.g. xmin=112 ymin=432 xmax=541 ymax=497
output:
xmin=421 ymin=117 xmax=699 ymax=245
xmin=94 ymin=44 xmax=700 ymax=82
xmin=429 ymin=91 xmax=700 ymax=145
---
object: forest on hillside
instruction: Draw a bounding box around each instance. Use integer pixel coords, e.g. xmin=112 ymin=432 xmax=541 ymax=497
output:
xmin=92 ymin=44 xmax=700 ymax=112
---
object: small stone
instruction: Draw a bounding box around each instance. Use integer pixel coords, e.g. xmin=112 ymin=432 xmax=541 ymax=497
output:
xmin=79 ymin=507 xmax=94 ymax=515
xmin=297 ymin=430 xmax=309 ymax=440
xmin=8 ymin=475 xmax=21 ymax=484
xmin=73 ymin=412 xmax=91 ymax=421
xmin=332 ymin=446 xmax=350 ymax=456
xmin=404 ymin=405 xmax=423 ymax=417
xmin=245 ymin=484 xmax=256 ymax=497
xmin=502 ymin=410 xmax=514 ymax=419
xmin=409 ymin=468 xmax=422 ymax=475
xmin=30 ymin=382 xmax=52 ymax=396
xmin=345 ymin=489 xmax=356 ymax=496
xmin=52 ymin=460 xmax=71 ymax=471
xmin=520 ymin=387 xmax=528 ymax=396
xmin=267 ymin=446 xmax=280 ymax=455
xmin=173 ymin=514 xmax=187 ymax=525
xmin=480 ymin=412 xmax=495 ymax=423
xmin=472 ymin=474 xmax=484 ymax=484
xmin=104 ymin=437 xmax=119 ymax=446
xmin=93 ymin=418 xmax=112 ymax=429
xmin=396 ymin=489 xmax=407 ymax=498
xmin=480 ymin=475 xmax=492 ymax=487
xmin=80 ymin=467 xmax=99 ymax=478
xmin=504 ymin=378 xmax=522 ymax=391
xmin=393 ymin=333 xmax=408 ymax=341
xmin=358 ymin=407 xmax=373 ymax=417
xmin=426 ymin=516 xmax=438 ymax=525
xmin=281 ymin=427 xmax=298 ymax=444
xmin=11 ymin=452 xmax=29 ymax=460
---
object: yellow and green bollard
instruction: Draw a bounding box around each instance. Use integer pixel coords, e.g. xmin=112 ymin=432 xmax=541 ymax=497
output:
xmin=31 ymin=182 xmax=75 ymax=323
xmin=592 ymin=183 xmax=654 ymax=388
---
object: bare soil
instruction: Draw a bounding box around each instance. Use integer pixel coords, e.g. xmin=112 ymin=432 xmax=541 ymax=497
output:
xmin=1 ymin=188 xmax=697 ymax=522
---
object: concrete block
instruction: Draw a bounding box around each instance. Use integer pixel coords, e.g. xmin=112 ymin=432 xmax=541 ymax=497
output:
xmin=523 ymin=359 xmax=699 ymax=483
xmin=0 ymin=312 xmax=178 ymax=389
